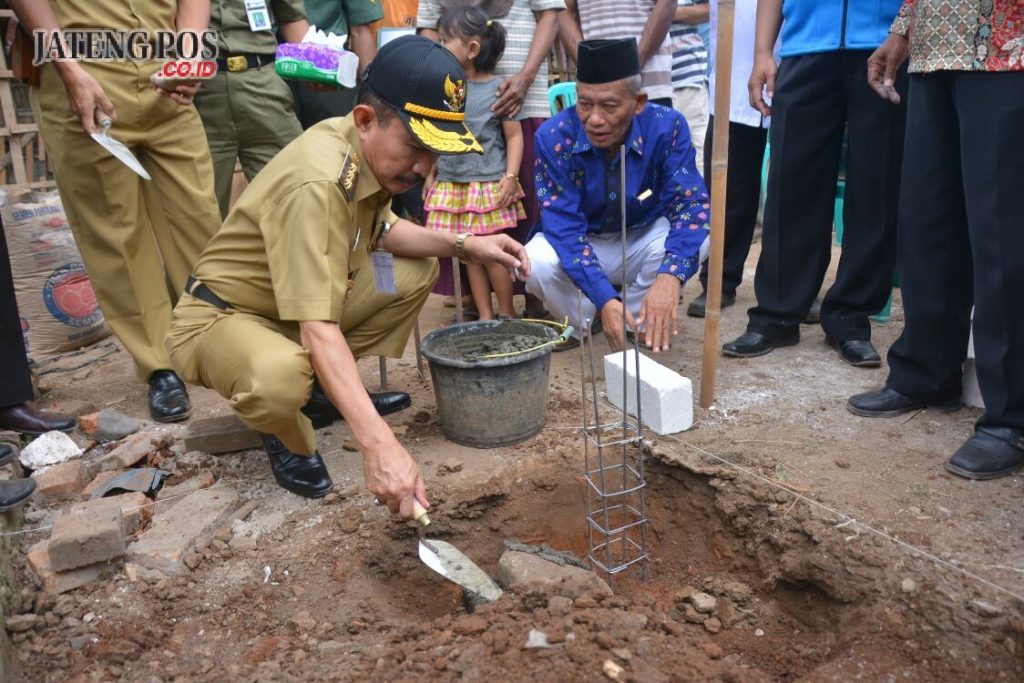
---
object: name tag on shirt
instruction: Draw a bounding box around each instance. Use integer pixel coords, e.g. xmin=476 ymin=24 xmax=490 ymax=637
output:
xmin=245 ymin=0 xmax=272 ymax=31
xmin=372 ymin=250 xmax=396 ymax=294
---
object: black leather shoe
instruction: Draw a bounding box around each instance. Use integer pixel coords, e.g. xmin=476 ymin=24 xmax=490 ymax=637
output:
xmin=846 ymin=387 xmax=960 ymax=418
xmin=826 ymin=336 xmax=881 ymax=368
xmin=0 ymin=479 xmax=36 ymax=512
xmin=302 ymin=383 xmax=412 ymax=429
xmin=261 ymin=435 xmax=333 ymax=498
xmin=686 ymin=291 xmax=736 ymax=318
xmin=148 ymin=370 xmax=191 ymax=423
xmin=803 ymin=298 xmax=822 ymax=324
xmin=0 ymin=402 xmax=75 ymax=436
xmin=722 ymin=330 xmax=799 ymax=358
xmin=945 ymin=427 xmax=1024 ymax=480
xmin=0 ymin=443 xmax=14 ymax=467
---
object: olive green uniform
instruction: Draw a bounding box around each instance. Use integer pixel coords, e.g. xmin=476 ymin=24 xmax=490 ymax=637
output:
xmin=168 ymin=116 xmax=438 ymax=455
xmin=197 ymin=0 xmax=306 ymax=217
xmin=32 ymin=0 xmax=223 ymax=382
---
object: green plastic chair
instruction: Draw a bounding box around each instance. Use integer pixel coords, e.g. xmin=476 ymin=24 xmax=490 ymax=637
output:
xmin=548 ymin=81 xmax=577 ymax=115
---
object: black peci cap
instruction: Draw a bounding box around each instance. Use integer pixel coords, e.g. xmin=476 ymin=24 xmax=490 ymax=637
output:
xmin=576 ymin=38 xmax=641 ymax=85
xmin=363 ymin=35 xmax=482 ymax=155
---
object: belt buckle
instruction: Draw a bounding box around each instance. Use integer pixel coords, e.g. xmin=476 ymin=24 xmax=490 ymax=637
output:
xmin=226 ymin=55 xmax=247 ymax=72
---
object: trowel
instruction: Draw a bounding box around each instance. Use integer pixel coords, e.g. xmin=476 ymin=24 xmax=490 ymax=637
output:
xmin=413 ymin=501 xmax=503 ymax=602
xmin=91 ymin=110 xmax=151 ymax=180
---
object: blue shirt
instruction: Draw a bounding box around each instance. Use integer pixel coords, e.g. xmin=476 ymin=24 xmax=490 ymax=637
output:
xmin=534 ymin=104 xmax=710 ymax=311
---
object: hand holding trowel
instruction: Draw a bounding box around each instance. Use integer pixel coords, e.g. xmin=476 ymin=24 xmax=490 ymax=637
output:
xmin=91 ymin=109 xmax=151 ymax=180
xmin=412 ymin=501 xmax=504 ymax=603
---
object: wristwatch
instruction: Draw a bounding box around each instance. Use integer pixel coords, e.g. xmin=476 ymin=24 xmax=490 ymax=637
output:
xmin=455 ymin=232 xmax=473 ymax=264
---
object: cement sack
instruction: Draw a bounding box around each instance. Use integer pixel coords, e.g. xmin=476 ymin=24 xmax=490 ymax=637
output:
xmin=1 ymin=189 xmax=110 ymax=357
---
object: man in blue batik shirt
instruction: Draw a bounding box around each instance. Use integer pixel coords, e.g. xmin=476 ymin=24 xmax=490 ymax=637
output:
xmin=525 ymin=38 xmax=710 ymax=353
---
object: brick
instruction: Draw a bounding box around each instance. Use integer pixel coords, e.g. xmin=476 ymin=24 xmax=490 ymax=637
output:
xmin=84 ymin=410 xmax=142 ymax=442
xmin=27 ymin=541 xmax=118 ymax=594
xmin=97 ymin=431 xmax=165 ymax=471
xmin=81 ymin=469 xmax=127 ymax=500
xmin=78 ymin=412 xmax=101 ymax=436
xmin=32 ymin=460 xmax=85 ymax=501
xmin=68 ymin=493 xmax=153 ymax=536
xmin=126 ymin=487 xmax=241 ymax=575
xmin=497 ymin=551 xmax=610 ymax=596
xmin=604 ymin=349 xmax=693 ymax=435
xmin=184 ymin=415 xmax=262 ymax=454
xmin=48 ymin=502 xmax=125 ymax=571
xmin=155 ymin=472 xmax=215 ymax=512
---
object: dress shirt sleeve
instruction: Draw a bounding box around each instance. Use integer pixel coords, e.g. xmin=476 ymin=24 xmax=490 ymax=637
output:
xmin=535 ymin=131 xmax=621 ymax=312
xmin=890 ymin=1 xmax=915 ymax=37
xmin=272 ymin=0 xmax=307 ymax=25
xmin=657 ymin=115 xmax=710 ymax=282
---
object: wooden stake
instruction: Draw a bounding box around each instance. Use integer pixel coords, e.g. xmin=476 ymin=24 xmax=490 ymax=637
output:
xmin=699 ymin=0 xmax=735 ymax=409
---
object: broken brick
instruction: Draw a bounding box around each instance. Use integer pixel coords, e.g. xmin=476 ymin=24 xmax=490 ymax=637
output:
xmin=97 ymin=431 xmax=164 ymax=471
xmin=48 ymin=502 xmax=125 ymax=571
xmin=68 ymin=493 xmax=152 ymax=536
xmin=31 ymin=460 xmax=85 ymax=501
xmin=81 ymin=469 xmax=127 ymax=500
xmin=27 ymin=541 xmax=118 ymax=594
xmin=183 ymin=415 xmax=261 ymax=455
xmin=155 ymin=472 xmax=215 ymax=512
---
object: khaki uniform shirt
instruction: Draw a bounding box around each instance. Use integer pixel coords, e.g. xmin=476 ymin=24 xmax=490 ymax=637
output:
xmin=48 ymin=0 xmax=176 ymax=31
xmin=192 ymin=115 xmax=399 ymax=324
xmin=211 ymin=0 xmax=307 ymax=55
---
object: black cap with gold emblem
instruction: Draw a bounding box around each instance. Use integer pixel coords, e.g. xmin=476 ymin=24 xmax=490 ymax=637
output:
xmin=363 ymin=35 xmax=483 ymax=155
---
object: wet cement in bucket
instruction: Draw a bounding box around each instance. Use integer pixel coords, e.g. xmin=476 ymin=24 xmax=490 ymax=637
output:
xmin=429 ymin=329 xmax=551 ymax=363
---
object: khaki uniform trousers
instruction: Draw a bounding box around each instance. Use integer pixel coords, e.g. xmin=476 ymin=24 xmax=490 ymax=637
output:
xmin=33 ymin=63 xmax=222 ymax=381
xmin=167 ymin=256 xmax=438 ymax=455
xmin=194 ymin=65 xmax=303 ymax=217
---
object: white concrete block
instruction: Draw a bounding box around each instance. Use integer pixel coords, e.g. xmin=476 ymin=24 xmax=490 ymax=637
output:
xmin=604 ymin=349 xmax=693 ymax=435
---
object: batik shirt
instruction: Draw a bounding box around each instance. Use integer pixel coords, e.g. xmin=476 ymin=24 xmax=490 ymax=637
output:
xmin=534 ymin=104 xmax=710 ymax=311
xmin=890 ymin=0 xmax=1024 ymax=72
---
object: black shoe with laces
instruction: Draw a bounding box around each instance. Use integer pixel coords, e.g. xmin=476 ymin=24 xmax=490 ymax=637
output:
xmin=261 ymin=434 xmax=333 ymax=498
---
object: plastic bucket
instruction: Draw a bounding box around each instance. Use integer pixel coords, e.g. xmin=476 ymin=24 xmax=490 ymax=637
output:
xmin=420 ymin=320 xmax=558 ymax=448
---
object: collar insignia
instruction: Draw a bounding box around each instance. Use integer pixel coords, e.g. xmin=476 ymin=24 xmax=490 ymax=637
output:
xmin=338 ymin=150 xmax=360 ymax=201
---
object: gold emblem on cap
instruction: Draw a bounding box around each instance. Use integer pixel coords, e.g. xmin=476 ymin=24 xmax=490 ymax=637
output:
xmin=444 ymin=75 xmax=466 ymax=112
xmin=408 ymin=117 xmax=483 ymax=154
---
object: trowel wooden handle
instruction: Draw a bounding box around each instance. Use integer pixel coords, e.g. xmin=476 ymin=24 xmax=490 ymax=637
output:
xmin=412 ymin=500 xmax=431 ymax=527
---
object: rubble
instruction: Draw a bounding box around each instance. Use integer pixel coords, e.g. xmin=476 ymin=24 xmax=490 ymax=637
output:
xmin=19 ymin=431 xmax=83 ymax=470
xmin=497 ymin=550 xmax=611 ymax=596
xmin=27 ymin=541 xmax=119 ymax=594
xmin=79 ymin=410 xmax=141 ymax=442
xmin=184 ymin=415 xmax=262 ymax=454
xmin=126 ymin=487 xmax=241 ymax=574
xmin=97 ymin=431 xmax=168 ymax=471
xmin=48 ymin=502 xmax=126 ymax=571
xmin=31 ymin=460 xmax=85 ymax=501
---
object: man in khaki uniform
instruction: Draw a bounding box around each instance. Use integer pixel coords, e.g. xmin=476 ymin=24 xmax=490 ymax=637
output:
xmin=14 ymin=0 xmax=223 ymax=422
xmin=169 ymin=36 xmax=529 ymax=518
xmin=197 ymin=0 xmax=308 ymax=217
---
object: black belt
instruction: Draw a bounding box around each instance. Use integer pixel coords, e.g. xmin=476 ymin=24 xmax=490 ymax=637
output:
xmin=186 ymin=275 xmax=232 ymax=310
xmin=215 ymin=53 xmax=276 ymax=73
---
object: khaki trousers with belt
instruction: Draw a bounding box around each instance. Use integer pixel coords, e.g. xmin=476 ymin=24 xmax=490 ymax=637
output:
xmin=33 ymin=63 xmax=223 ymax=381
xmin=167 ymin=257 xmax=438 ymax=455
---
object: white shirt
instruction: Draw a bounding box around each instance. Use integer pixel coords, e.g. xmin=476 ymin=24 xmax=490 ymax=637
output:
xmin=708 ymin=0 xmax=779 ymax=128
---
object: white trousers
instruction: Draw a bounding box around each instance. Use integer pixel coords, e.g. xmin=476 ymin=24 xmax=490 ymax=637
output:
xmin=525 ymin=218 xmax=671 ymax=338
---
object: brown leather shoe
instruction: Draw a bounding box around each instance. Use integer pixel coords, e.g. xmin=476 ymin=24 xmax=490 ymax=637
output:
xmin=0 ymin=402 xmax=75 ymax=436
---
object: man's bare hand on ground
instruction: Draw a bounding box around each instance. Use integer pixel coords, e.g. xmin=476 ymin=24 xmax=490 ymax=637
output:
xmin=636 ymin=274 xmax=681 ymax=353
xmin=601 ymin=298 xmax=638 ymax=353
